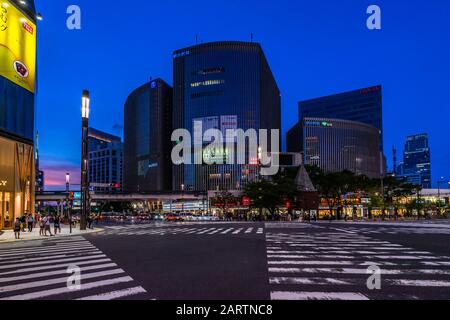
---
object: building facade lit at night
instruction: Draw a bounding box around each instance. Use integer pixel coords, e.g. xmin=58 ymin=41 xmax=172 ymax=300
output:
xmin=88 ymin=128 xmax=123 ymax=193
xmin=172 ymin=41 xmax=281 ymax=192
xmin=399 ymin=134 xmax=432 ymax=189
xmin=0 ymin=0 xmax=37 ymax=231
xmin=302 ymin=118 xmax=382 ymax=179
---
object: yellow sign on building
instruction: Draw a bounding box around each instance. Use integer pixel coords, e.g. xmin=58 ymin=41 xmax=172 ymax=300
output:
xmin=0 ymin=0 xmax=36 ymax=93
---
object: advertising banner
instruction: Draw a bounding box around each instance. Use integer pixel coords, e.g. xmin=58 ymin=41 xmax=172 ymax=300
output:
xmin=0 ymin=0 xmax=36 ymax=93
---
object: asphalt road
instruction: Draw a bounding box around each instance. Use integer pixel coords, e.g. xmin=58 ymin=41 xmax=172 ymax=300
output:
xmin=1 ymin=220 xmax=450 ymax=300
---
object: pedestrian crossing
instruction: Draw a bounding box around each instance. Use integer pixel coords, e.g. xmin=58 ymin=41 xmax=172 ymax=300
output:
xmin=94 ymin=225 xmax=265 ymax=237
xmin=0 ymin=236 xmax=150 ymax=300
xmin=265 ymin=222 xmax=321 ymax=229
xmin=266 ymin=232 xmax=450 ymax=300
xmin=334 ymin=226 xmax=450 ymax=235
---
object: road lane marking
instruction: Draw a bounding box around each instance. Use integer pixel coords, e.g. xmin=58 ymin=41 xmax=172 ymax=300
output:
xmin=0 ymin=258 xmax=112 ymax=276
xmin=0 ymin=263 xmax=117 ymax=283
xmin=77 ymin=286 xmax=147 ymax=300
xmin=0 ymin=254 xmax=107 ymax=270
xmin=270 ymin=291 xmax=369 ymax=301
xmin=0 ymin=269 xmax=126 ymax=293
xmin=0 ymin=276 xmax=135 ymax=300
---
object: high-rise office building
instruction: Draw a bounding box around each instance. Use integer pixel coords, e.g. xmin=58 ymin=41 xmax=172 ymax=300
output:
xmin=0 ymin=0 xmax=37 ymax=231
xmin=286 ymin=122 xmax=302 ymax=153
xmin=298 ymin=86 xmax=383 ymax=142
xmin=88 ymin=128 xmax=123 ymax=193
xmin=302 ymin=118 xmax=381 ymax=178
xmin=172 ymin=41 xmax=281 ymax=192
xmin=287 ymin=86 xmax=385 ymax=176
xmin=124 ymin=79 xmax=173 ymax=193
xmin=400 ymin=134 xmax=431 ymax=189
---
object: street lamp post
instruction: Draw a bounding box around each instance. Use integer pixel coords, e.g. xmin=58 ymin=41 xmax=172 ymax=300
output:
xmin=437 ymin=177 xmax=448 ymax=216
xmin=80 ymin=90 xmax=90 ymax=230
xmin=65 ymin=173 xmax=71 ymax=233
xmin=181 ymin=184 xmax=185 ymax=213
xmin=66 ymin=173 xmax=70 ymax=193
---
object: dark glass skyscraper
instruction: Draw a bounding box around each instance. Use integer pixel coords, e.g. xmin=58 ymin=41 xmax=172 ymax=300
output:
xmin=400 ymin=134 xmax=432 ymax=189
xmin=299 ymin=86 xmax=383 ymax=141
xmin=124 ymin=79 xmax=173 ymax=193
xmin=172 ymin=41 xmax=281 ymax=192
xmin=287 ymin=86 xmax=385 ymax=175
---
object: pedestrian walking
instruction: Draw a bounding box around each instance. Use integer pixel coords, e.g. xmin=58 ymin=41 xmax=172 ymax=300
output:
xmin=39 ymin=217 xmax=45 ymax=236
xmin=20 ymin=215 xmax=26 ymax=232
xmin=87 ymin=215 xmax=93 ymax=229
xmin=27 ymin=214 xmax=34 ymax=233
xmin=54 ymin=215 xmax=61 ymax=235
xmin=43 ymin=214 xmax=53 ymax=237
xmin=14 ymin=218 xmax=21 ymax=240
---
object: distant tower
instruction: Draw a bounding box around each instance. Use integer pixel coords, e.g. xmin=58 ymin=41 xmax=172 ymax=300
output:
xmin=393 ymin=146 xmax=397 ymax=176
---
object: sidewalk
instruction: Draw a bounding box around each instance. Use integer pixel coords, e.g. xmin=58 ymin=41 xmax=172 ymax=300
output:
xmin=0 ymin=224 xmax=103 ymax=244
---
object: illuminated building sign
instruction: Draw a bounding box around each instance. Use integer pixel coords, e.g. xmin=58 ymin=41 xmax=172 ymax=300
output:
xmin=203 ymin=147 xmax=230 ymax=164
xmin=359 ymin=86 xmax=381 ymax=94
xmin=0 ymin=0 xmax=36 ymax=93
xmin=305 ymin=121 xmax=333 ymax=127
xmin=0 ymin=180 xmax=7 ymax=187
xmin=173 ymin=50 xmax=190 ymax=59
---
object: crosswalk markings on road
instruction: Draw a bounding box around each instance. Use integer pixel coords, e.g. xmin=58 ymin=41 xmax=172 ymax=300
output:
xmin=0 ymin=236 xmax=150 ymax=300
xmin=96 ymin=225 xmax=265 ymax=237
xmin=266 ymin=232 xmax=450 ymax=300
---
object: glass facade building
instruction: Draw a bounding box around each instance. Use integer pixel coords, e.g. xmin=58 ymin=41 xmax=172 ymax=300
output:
xmin=0 ymin=0 xmax=36 ymax=231
xmin=400 ymin=134 xmax=432 ymax=188
xmin=88 ymin=128 xmax=123 ymax=193
xmin=124 ymin=79 xmax=173 ymax=193
xmin=172 ymin=41 xmax=281 ymax=192
xmin=298 ymin=86 xmax=383 ymax=147
xmin=303 ymin=118 xmax=381 ymax=179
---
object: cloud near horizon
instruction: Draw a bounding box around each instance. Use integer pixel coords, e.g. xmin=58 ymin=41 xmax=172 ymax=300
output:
xmin=40 ymin=159 xmax=80 ymax=188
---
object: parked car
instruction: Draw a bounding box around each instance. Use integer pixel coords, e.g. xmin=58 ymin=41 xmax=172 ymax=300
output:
xmin=166 ymin=213 xmax=183 ymax=222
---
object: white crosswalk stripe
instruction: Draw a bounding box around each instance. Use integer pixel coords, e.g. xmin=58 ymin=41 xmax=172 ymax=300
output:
xmin=95 ymin=225 xmax=265 ymax=236
xmin=266 ymin=231 xmax=450 ymax=300
xmin=0 ymin=237 xmax=150 ymax=300
xmin=332 ymin=226 xmax=450 ymax=235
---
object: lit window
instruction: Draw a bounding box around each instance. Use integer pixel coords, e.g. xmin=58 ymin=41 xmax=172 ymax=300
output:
xmin=190 ymin=80 xmax=225 ymax=88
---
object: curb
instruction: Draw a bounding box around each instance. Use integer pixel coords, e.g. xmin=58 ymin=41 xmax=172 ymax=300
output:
xmin=0 ymin=228 xmax=104 ymax=244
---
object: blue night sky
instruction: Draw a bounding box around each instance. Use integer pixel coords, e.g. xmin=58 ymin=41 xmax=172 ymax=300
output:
xmin=34 ymin=0 xmax=450 ymax=187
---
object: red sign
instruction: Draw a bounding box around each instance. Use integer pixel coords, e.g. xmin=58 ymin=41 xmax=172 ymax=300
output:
xmin=286 ymin=201 xmax=292 ymax=209
xmin=23 ymin=22 xmax=34 ymax=34
xmin=242 ymin=196 xmax=251 ymax=206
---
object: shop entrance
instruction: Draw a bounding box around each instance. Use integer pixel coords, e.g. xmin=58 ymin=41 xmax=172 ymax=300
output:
xmin=0 ymin=192 xmax=12 ymax=230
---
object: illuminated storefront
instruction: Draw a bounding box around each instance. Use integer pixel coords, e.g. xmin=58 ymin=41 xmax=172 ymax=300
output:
xmin=0 ymin=0 xmax=37 ymax=230
xmin=0 ymin=136 xmax=35 ymax=230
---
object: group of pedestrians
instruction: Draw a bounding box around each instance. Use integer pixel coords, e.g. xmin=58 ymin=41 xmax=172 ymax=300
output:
xmin=13 ymin=213 xmax=63 ymax=240
xmin=13 ymin=214 xmax=35 ymax=240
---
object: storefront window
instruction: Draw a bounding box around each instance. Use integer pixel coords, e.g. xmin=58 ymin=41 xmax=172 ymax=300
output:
xmin=0 ymin=192 xmax=12 ymax=229
xmin=0 ymin=136 xmax=34 ymax=230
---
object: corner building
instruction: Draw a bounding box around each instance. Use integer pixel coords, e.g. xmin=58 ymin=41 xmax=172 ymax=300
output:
xmin=0 ymin=0 xmax=37 ymax=230
xmin=173 ymin=41 xmax=281 ymax=192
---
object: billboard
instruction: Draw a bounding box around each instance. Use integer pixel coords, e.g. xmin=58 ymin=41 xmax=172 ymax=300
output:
xmin=0 ymin=0 xmax=36 ymax=93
